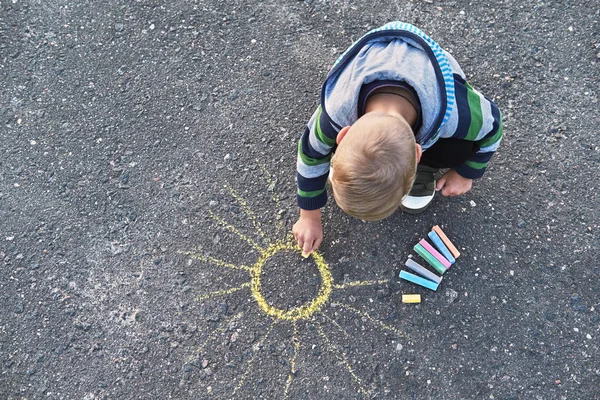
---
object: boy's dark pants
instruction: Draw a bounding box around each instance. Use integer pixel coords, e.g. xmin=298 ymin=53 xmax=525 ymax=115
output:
xmin=419 ymin=138 xmax=480 ymax=169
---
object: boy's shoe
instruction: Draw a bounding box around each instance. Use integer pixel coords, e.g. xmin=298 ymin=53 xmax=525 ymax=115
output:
xmin=400 ymin=165 xmax=438 ymax=214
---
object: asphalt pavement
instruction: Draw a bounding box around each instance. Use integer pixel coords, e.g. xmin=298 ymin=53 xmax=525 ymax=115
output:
xmin=1 ymin=0 xmax=599 ymax=399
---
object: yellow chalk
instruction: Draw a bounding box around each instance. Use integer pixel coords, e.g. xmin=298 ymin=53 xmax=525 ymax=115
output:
xmin=302 ymin=251 xmax=310 ymax=258
xmin=402 ymin=294 xmax=421 ymax=304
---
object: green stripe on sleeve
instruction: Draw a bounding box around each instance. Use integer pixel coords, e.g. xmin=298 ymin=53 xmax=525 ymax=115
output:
xmin=465 ymin=160 xmax=488 ymax=170
xmin=297 ymin=141 xmax=331 ymax=166
xmin=297 ymin=188 xmax=326 ymax=198
xmin=314 ymin=107 xmax=336 ymax=147
xmin=479 ymin=119 xmax=503 ymax=148
xmin=465 ymin=82 xmax=483 ymax=141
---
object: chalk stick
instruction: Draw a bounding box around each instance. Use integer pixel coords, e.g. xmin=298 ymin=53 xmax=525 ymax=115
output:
xmin=414 ymin=243 xmax=446 ymax=275
xmin=419 ymin=239 xmax=451 ymax=269
xmin=405 ymin=259 xmax=442 ymax=284
xmin=432 ymin=225 xmax=460 ymax=258
xmin=402 ymin=294 xmax=421 ymax=304
xmin=399 ymin=270 xmax=439 ymax=291
xmin=302 ymin=252 xmax=310 ymax=258
xmin=428 ymin=231 xmax=456 ymax=265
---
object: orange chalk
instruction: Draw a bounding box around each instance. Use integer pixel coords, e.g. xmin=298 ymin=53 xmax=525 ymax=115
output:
xmin=432 ymin=225 xmax=460 ymax=258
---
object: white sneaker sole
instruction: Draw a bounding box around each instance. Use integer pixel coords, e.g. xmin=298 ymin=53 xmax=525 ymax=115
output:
xmin=400 ymin=190 xmax=435 ymax=214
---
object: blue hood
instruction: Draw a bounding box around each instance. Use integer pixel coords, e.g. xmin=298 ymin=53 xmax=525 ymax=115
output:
xmin=320 ymin=22 xmax=457 ymax=149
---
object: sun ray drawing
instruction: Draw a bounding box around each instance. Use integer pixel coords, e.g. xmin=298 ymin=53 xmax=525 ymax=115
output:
xmin=232 ymin=320 xmax=279 ymax=396
xmin=313 ymin=319 xmax=370 ymax=397
xmin=181 ymin=173 xmax=409 ymax=398
xmin=283 ymin=321 xmax=300 ymax=399
xmin=185 ymin=311 xmax=245 ymax=364
xmin=319 ymin=311 xmax=351 ymax=339
xmin=332 ymin=302 xmax=409 ymax=339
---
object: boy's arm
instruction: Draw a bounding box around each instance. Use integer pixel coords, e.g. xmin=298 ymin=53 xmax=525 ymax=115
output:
xmin=296 ymin=105 xmax=337 ymax=210
xmin=453 ymin=79 xmax=503 ymax=180
xmin=294 ymin=105 xmax=337 ymax=254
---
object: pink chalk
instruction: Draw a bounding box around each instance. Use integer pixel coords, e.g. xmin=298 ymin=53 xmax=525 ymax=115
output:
xmin=419 ymin=239 xmax=451 ymax=269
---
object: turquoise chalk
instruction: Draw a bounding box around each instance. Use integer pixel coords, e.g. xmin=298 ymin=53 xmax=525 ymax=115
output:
xmin=428 ymin=231 xmax=456 ymax=265
xmin=414 ymin=243 xmax=447 ymax=275
xmin=399 ymin=270 xmax=439 ymax=291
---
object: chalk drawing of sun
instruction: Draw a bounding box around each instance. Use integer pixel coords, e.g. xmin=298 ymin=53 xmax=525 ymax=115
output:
xmin=181 ymin=168 xmax=408 ymax=398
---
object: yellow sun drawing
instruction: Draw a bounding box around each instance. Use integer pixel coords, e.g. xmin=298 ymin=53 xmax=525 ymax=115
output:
xmin=181 ymin=169 xmax=408 ymax=398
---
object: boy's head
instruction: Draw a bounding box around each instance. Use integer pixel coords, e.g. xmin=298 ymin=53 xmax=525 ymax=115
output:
xmin=330 ymin=112 xmax=421 ymax=221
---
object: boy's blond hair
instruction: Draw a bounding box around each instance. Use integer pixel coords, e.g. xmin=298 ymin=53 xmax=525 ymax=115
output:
xmin=330 ymin=112 xmax=416 ymax=221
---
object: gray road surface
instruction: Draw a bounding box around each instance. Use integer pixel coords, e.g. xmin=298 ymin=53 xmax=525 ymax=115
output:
xmin=1 ymin=0 xmax=599 ymax=399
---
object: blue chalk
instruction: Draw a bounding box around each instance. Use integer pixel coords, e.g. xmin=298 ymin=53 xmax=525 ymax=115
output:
xmin=428 ymin=231 xmax=456 ymax=265
xmin=399 ymin=270 xmax=439 ymax=291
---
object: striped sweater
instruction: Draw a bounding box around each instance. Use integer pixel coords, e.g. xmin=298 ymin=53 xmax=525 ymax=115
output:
xmin=296 ymin=22 xmax=503 ymax=210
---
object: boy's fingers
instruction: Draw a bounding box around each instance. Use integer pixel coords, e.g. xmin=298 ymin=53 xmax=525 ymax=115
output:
xmin=313 ymin=236 xmax=323 ymax=252
xmin=442 ymin=186 xmax=459 ymax=197
xmin=435 ymin=177 xmax=446 ymax=191
xmin=303 ymin=239 xmax=314 ymax=254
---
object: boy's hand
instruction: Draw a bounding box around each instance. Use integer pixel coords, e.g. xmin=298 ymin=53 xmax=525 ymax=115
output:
xmin=292 ymin=209 xmax=323 ymax=255
xmin=436 ymin=169 xmax=472 ymax=196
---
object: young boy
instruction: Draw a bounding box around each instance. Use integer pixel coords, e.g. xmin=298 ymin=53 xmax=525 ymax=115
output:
xmin=293 ymin=22 xmax=503 ymax=255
